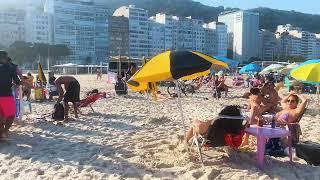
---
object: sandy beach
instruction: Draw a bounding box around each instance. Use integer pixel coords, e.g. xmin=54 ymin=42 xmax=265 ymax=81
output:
xmin=1 ymin=74 xmax=320 ymax=180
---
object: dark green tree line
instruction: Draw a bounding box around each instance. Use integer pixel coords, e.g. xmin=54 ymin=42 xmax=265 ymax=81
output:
xmin=6 ymin=41 xmax=70 ymax=68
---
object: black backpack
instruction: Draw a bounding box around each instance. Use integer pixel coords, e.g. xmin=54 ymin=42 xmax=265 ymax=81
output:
xmin=115 ymin=79 xmax=127 ymax=95
xmin=52 ymin=103 xmax=64 ymax=121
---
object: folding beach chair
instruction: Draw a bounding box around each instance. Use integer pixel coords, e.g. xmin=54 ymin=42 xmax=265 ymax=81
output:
xmin=78 ymin=92 xmax=107 ymax=112
xmin=190 ymin=115 xmax=247 ymax=164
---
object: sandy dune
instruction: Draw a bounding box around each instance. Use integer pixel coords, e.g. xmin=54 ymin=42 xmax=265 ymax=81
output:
xmin=0 ymin=75 xmax=319 ymax=180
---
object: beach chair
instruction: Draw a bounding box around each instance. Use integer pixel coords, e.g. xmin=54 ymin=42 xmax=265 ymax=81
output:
xmin=78 ymin=92 xmax=107 ymax=112
xmin=190 ymin=115 xmax=247 ymax=164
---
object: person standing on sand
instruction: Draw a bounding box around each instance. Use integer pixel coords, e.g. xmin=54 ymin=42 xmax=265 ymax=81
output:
xmin=96 ymin=69 xmax=102 ymax=80
xmin=55 ymin=76 xmax=80 ymax=120
xmin=0 ymin=51 xmax=21 ymax=138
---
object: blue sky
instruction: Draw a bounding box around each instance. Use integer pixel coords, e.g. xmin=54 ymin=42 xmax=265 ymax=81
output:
xmin=195 ymin=0 xmax=319 ymax=15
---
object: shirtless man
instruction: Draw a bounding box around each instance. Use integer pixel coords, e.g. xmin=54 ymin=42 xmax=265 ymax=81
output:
xmin=0 ymin=51 xmax=21 ymax=138
xmin=55 ymin=76 xmax=80 ymax=120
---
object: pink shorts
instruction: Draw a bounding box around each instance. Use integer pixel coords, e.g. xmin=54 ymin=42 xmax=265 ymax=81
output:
xmin=0 ymin=96 xmax=16 ymax=119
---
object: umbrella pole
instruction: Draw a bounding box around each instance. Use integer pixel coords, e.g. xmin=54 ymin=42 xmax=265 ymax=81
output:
xmin=317 ymin=86 xmax=320 ymax=104
xmin=213 ymin=80 xmax=219 ymax=100
xmin=175 ymin=81 xmax=186 ymax=135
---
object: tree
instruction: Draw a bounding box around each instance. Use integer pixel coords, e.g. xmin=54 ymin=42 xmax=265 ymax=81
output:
xmin=273 ymin=55 xmax=306 ymax=63
xmin=51 ymin=44 xmax=71 ymax=64
xmin=7 ymin=41 xmax=36 ymax=65
xmin=7 ymin=41 xmax=71 ymax=68
xmin=85 ymin=56 xmax=92 ymax=65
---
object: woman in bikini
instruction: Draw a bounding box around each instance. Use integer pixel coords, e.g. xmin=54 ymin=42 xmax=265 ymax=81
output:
xmin=276 ymin=92 xmax=307 ymax=146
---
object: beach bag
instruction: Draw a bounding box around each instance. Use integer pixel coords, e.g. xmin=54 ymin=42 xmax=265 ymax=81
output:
xmin=115 ymin=80 xmax=127 ymax=95
xmin=22 ymin=100 xmax=32 ymax=114
xmin=265 ymin=138 xmax=285 ymax=157
xmin=296 ymin=141 xmax=320 ymax=166
xmin=52 ymin=103 xmax=64 ymax=121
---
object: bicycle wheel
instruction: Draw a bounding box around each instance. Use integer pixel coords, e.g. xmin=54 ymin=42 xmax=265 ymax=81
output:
xmin=167 ymin=85 xmax=177 ymax=96
xmin=185 ymin=84 xmax=195 ymax=95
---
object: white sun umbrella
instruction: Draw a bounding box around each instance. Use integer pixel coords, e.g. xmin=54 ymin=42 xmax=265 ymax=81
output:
xmin=260 ymin=64 xmax=284 ymax=75
xmin=280 ymin=63 xmax=299 ymax=75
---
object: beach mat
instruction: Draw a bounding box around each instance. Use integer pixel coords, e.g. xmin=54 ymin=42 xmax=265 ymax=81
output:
xmin=296 ymin=141 xmax=320 ymax=166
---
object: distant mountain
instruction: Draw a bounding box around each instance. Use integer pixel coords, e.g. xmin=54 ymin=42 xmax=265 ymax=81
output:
xmin=98 ymin=0 xmax=320 ymax=33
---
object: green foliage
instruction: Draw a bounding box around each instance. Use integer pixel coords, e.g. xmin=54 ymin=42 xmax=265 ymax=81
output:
xmin=273 ymin=55 xmax=306 ymax=63
xmin=104 ymin=0 xmax=320 ymax=33
xmin=7 ymin=41 xmax=70 ymax=67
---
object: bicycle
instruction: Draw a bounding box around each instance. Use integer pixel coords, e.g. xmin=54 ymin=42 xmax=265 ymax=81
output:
xmin=167 ymin=80 xmax=195 ymax=97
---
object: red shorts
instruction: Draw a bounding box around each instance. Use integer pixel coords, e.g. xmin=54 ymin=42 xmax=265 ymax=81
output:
xmin=0 ymin=96 xmax=16 ymax=119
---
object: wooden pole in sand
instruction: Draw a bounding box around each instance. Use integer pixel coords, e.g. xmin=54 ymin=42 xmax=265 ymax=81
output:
xmin=175 ymin=80 xmax=186 ymax=135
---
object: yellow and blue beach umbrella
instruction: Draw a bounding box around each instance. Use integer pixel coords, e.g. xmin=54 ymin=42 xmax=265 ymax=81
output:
xmin=290 ymin=61 xmax=320 ymax=84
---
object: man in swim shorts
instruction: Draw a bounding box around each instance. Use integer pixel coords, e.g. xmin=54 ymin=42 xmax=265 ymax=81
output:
xmin=0 ymin=51 xmax=21 ymax=138
xmin=55 ymin=76 xmax=81 ymax=120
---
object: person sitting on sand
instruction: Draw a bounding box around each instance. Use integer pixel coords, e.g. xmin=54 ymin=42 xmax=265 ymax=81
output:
xmin=260 ymin=80 xmax=281 ymax=113
xmin=241 ymin=88 xmax=265 ymax=146
xmin=275 ymin=92 xmax=307 ymax=146
xmin=55 ymin=76 xmax=81 ymax=120
xmin=213 ymin=75 xmax=229 ymax=98
xmin=47 ymin=76 xmax=58 ymax=101
xmin=185 ymin=105 xmax=246 ymax=144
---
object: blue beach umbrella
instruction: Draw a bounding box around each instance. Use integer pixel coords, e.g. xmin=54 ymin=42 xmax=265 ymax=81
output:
xmin=300 ymin=59 xmax=320 ymax=65
xmin=213 ymin=56 xmax=239 ymax=69
xmin=239 ymin=63 xmax=261 ymax=74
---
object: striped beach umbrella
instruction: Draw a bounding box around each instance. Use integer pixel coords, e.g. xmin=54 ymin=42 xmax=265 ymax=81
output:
xmin=127 ymin=50 xmax=228 ymax=134
xmin=127 ymin=50 xmax=228 ymax=86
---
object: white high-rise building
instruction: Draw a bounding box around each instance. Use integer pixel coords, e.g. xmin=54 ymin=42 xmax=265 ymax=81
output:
xmin=208 ymin=22 xmax=228 ymax=57
xmin=148 ymin=17 xmax=165 ymax=57
xmin=153 ymin=13 xmax=179 ymax=50
xmin=113 ymin=5 xmax=149 ymax=59
xmin=94 ymin=6 xmax=110 ymax=63
xmin=218 ymin=10 xmax=259 ymax=63
xmin=45 ymin=0 xmax=97 ymax=64
xmin=109 ymin=6 xmax=228 ymax=59
xmin=202 ymin=22 xmax=228 ymax=57
xmin=276 ymin=24 xmax=320 ymax=59
xmin=0 ymin=10 xmax=25 ymax=47
xmin=258 ymin=29 xmax=278 ymax=61
xmin=25 ymin=1 xmax=52 ymax=44
xmin=301 ymin=31 xmax=320 ymax=59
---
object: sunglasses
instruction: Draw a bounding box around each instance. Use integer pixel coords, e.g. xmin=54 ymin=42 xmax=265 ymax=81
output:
xmin=287 ymin=99 xmax=296 ymax=103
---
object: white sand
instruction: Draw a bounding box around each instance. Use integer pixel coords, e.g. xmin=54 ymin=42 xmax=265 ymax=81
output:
xmin=1 ymin=75 xmax=319 ymax=180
